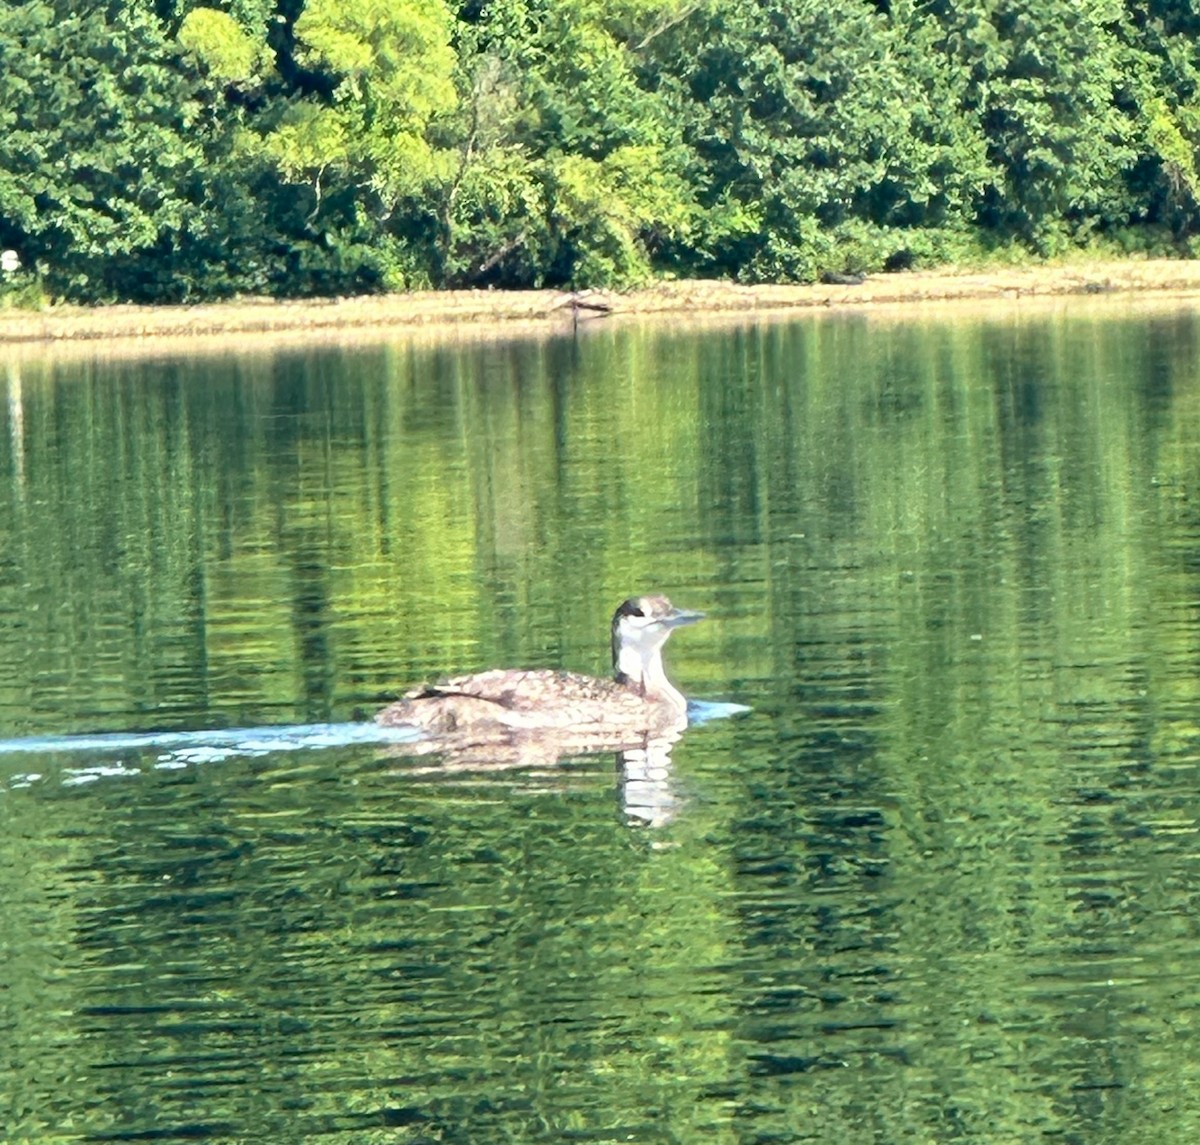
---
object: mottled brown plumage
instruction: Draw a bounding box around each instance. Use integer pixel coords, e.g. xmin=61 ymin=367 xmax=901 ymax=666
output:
xmin=376 ymin=595 xmax=703 ymax=741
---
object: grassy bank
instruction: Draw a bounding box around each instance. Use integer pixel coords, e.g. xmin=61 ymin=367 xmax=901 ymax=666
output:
xmin=4 ymin=259 xmax=1200 ymax=348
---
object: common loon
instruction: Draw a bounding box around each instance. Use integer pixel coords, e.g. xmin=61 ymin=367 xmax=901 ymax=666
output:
xmin=375 ymin=595 xmax=704 ymax=738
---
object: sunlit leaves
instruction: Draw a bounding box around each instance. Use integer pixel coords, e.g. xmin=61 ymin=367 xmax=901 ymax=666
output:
xmin=294 ymin=0 xmax=456 ymax=115
xmin=178 ymin=7 xmax=273 ymax=88
xmin=284 ymin=0 xmax=458 ymax=201
xmin=1120 ymin=9 xmax=1200 ymax=232
xmin=438 ymin=0 xmax=699 ymax=285
xmin=1143 ymin=95 xmax=1200 ymax=206
xmin=548 ymin=146 xmax=697 ymax=285
xmin=264 ymin=103 xmax=350 ymax=184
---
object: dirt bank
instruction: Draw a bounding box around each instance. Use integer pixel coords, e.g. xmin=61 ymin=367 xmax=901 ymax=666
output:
xmin=4 ymin=258 xmax=1200 ymax=348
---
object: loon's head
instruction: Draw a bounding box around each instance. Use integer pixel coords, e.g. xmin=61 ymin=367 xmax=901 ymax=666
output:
xmin=610 ymin=595 xmax=704 ymax=684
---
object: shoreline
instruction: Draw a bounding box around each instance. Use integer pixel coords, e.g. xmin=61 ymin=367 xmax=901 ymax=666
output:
xmin=5 ymin=258 xmax=1200 ymax=349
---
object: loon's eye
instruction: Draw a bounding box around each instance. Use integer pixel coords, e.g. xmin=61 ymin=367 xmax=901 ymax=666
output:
xmin=616 ymin=598 xmax=648 ymax=622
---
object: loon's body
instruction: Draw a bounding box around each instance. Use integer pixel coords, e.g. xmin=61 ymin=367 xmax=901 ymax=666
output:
xmin=375 ymin=595 xmax=703 ymax=739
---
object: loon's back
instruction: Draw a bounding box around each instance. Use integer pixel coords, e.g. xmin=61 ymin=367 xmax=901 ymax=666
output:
xmin=374 ymin=595 xmax=703 ymax=743
xmin=375 ymin=668 xmax=683 ymax=736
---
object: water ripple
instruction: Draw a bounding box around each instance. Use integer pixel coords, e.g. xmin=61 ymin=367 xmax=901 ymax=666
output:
xmin=0 ymin=722 xmax=421 ymax=793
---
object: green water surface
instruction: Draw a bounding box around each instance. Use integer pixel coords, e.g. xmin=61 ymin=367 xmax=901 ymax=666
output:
xmin=2 ymin=304 xmax=1199 ymax=1142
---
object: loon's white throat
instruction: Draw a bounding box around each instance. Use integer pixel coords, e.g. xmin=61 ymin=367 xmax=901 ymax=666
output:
xmin=611 ymin=595 xmax=705 ymax=709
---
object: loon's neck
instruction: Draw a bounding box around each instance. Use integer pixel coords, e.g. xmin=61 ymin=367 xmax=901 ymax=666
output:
xmin=614 ymin=644 xmax=686 ymax=711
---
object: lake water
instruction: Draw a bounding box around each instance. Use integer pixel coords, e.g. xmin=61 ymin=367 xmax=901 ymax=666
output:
xmin=2 ymin=302 xmax=1200 ymax=1142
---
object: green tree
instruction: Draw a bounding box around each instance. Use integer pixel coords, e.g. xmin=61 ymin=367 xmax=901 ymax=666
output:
xmin=637 ymin=0 xmax=992 ymax=280
xmin=0 ymin=1 xmax=206 ymax=297
xmin=3 ymin=0 xmax=1199 ymax=300
xmin=261 ymin=0 xmax=459 ymax=287
xmin=178 ymin=6 xmax=273 ymax=87
xmin=927 ymin=0 xmax=1139 ymax=248
xmin=1116 ymin=1 xmax=1200 ymax=238
xmin=441 ymin=0 xmax=698 ymax=287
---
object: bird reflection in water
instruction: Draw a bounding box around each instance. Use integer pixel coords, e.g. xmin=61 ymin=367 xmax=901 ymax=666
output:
xmin=376 ymin=596 xmax=707 ymax=825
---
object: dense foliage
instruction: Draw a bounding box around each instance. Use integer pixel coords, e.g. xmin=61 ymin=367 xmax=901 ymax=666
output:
xmin=3 ymin=0 xmax=1200 ymax=300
